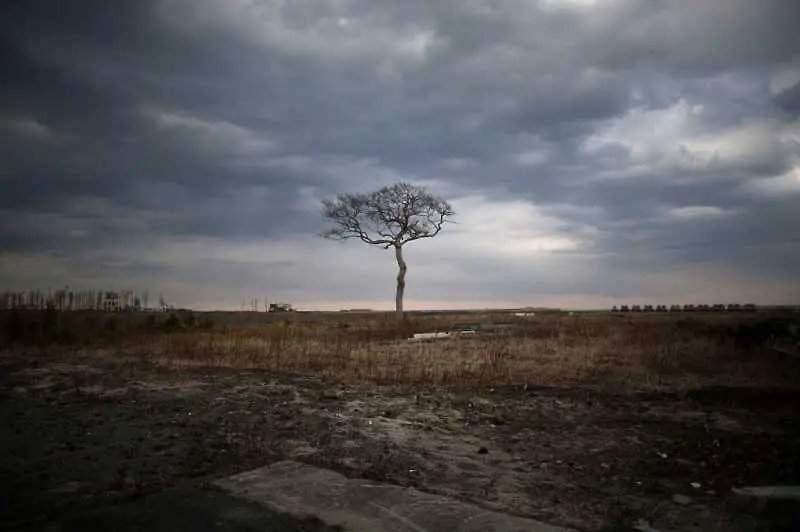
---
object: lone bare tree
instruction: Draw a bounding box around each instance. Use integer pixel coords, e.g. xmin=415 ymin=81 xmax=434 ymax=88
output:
xmin=321 ymin=182 xmax=455 ymax=319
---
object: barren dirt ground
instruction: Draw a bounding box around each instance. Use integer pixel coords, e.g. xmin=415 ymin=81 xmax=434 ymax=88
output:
xmin=2 ymin=350 xmax=799 ymax=531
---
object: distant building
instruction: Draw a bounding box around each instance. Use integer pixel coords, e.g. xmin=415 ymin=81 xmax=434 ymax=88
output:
xmin=268 ymin=303 xmax=294 ymax=313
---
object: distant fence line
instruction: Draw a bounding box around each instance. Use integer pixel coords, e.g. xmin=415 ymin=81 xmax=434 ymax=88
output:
xmin=0 ymin=289 xmax=148 ymax=312
xmin=612 ymin=303 xmax=757 ymax=313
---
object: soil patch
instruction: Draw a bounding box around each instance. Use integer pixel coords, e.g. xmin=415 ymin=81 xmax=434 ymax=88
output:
xmin=1 ymin=352 xmax=798 ymax=531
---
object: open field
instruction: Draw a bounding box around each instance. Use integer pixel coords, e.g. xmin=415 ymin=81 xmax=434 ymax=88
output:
xmin=2 ymin=309 xmax=799 ymax=531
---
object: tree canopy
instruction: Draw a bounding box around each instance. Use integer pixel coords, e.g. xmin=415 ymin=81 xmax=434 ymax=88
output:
xmin=320 ymin=182 xmax=455 ymax=317
xmin=321 ymin=182 xmax=454 ymax=249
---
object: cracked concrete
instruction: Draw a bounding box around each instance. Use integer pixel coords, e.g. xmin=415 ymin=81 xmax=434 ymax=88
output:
xmin=215 ymin=460 xmax=575 ymax=532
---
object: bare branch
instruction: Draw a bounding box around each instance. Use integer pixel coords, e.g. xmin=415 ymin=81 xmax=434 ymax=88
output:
xmin=319 ymin=182 xmax=455 ymax=317
xmin=320 ymin=182 xmax=455 ymax=249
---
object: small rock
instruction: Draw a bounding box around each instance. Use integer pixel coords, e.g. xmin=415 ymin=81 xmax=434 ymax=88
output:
xmin=50 ymin=481 xmax=84 ymax=495
xmin=477 ymin=447 xmax=488 ymax=454
xmin=633 ymin=519 xmax=663 ymax=532
xmin=672 ymin=494 xmax=692 ymax=505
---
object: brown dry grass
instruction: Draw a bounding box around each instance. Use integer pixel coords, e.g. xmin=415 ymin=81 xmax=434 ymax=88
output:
xmin=3 ymin=309 xmax=797 ymax=393
xmin=2 ymin=309 xmax=800 ymax=532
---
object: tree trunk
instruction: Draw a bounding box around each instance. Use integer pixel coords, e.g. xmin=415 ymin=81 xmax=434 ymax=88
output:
xmin=394 ymin=244 xmax=407 ymax=319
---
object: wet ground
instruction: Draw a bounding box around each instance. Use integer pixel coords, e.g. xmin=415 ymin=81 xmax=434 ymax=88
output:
xmin=1 ymin=351 xmax=799 ymax=531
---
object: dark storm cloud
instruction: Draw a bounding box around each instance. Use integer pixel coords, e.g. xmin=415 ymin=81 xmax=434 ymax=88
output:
xmin=0 ymin=3 xmax=323 ymax=247
xmin=774 ymin=83 xmax=800 ymax=117
xmin=589 ymin=0 xmax=800 ymax=74
xmin=0 ymin=0 xmax=798 ymax=305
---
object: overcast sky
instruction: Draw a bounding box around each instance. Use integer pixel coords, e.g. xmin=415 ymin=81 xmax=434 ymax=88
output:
xmin=1 ymin=0 xmax=799 ymax=310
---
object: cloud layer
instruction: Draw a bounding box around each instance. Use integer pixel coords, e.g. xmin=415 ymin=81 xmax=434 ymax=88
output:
xmin=1 ymin=0 xmax=798 ymax=309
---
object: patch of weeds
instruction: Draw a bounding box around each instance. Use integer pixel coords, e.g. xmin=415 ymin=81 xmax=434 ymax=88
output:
xmin=162 ymin=312 xmax=183 ymax=331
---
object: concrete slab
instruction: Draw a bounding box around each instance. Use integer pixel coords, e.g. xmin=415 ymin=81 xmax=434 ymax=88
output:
xmin=55 ymin=486 xmax=343 ymax=532
xmin=732 ymin=485 xmax=800 ymax=500
xmin=215 ymin=460 xmax=575 ymax=532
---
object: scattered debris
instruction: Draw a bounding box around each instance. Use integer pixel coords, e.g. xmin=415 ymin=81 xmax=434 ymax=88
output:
xmin=407 ymin=329 xmax=479 ymax=342
xmin=408 ymin=331 xmax=454 ymax=342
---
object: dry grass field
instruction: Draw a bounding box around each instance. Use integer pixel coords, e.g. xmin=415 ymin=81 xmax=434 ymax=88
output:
xmin=2 ymin=309 xmax=799 ymax=531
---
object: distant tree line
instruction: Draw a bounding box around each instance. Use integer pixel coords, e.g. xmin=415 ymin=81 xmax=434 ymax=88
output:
xmin=0 ymin=288 xmax=155 ymax=312
xmin=612 ymin=303 xmax=757 ymax=313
